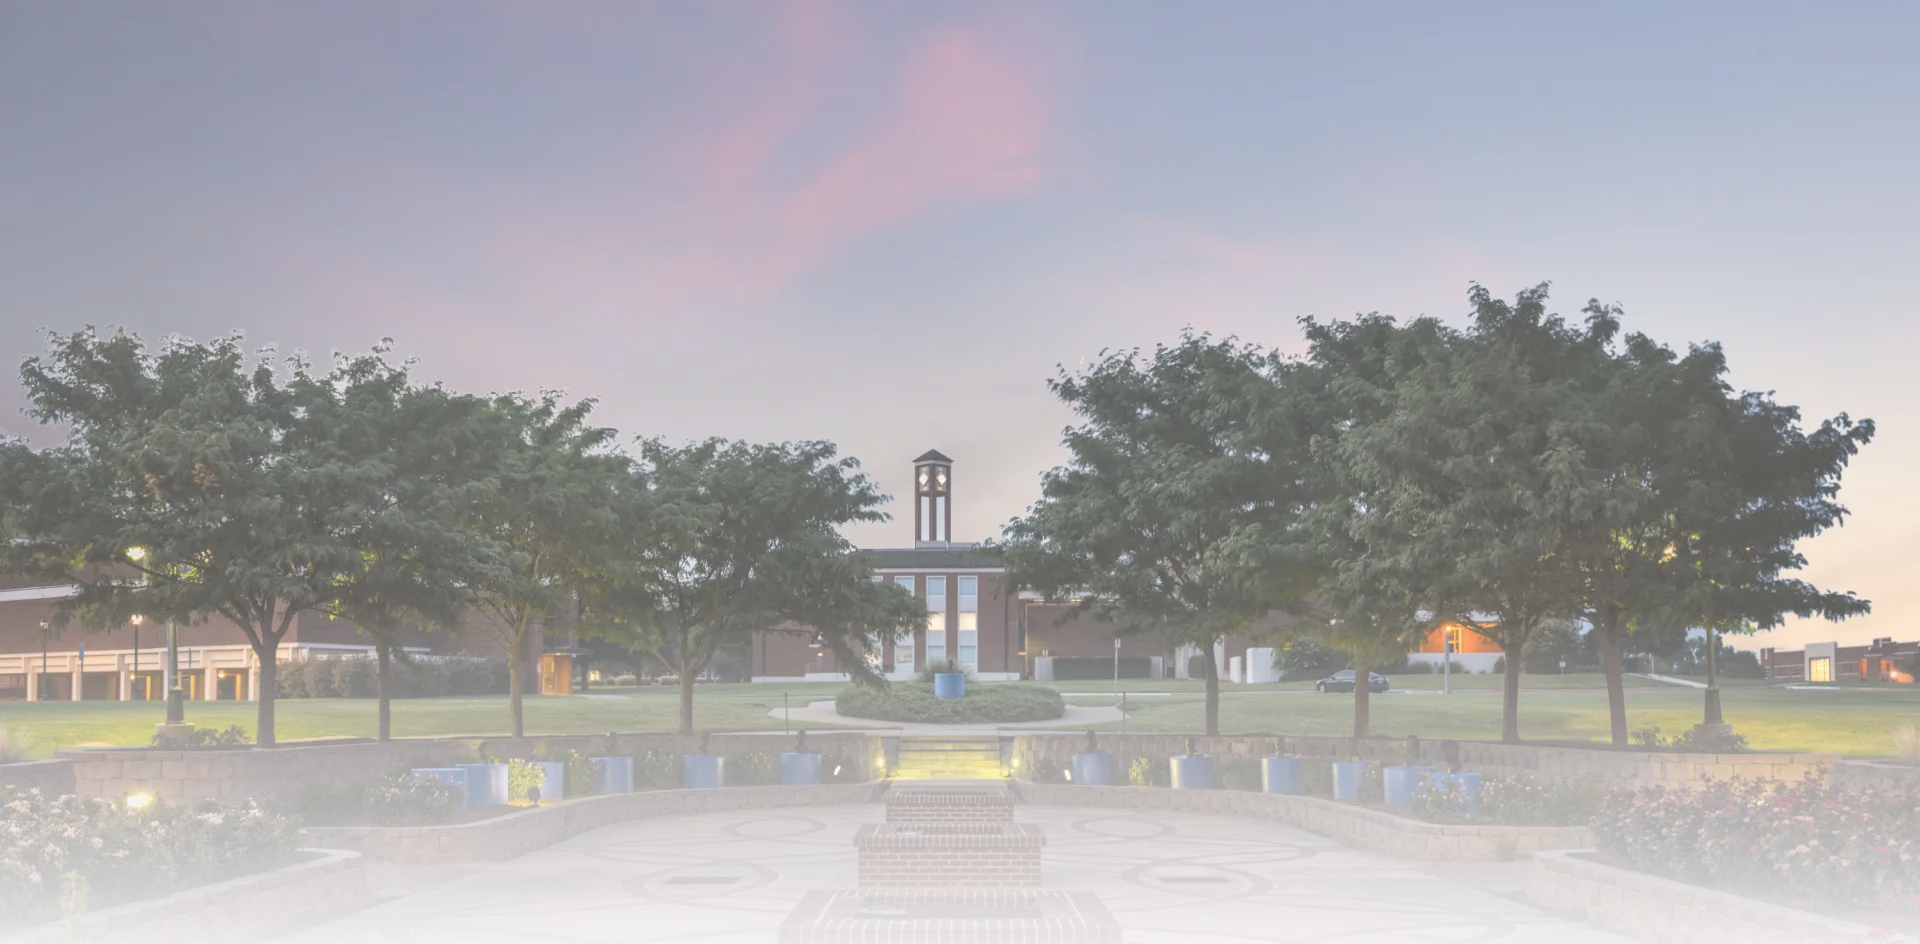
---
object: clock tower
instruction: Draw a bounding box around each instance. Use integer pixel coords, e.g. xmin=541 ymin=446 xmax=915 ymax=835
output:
xmin=913 ymin=450 xmax=953 ymax=548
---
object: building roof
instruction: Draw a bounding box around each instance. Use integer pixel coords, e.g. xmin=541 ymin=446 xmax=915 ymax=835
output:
xmin=861 ymin=546 xmax=1003 ymax=570
xmin=913 ymin=449 xmax=953 ymax=464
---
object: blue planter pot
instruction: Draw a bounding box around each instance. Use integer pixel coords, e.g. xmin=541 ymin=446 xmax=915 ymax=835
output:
xmin=528 ymin=761 xmax=567 ymax=802
xmin=682 ymin=754 xmax=726 ymax=789
xmin=454 ymin=763 xmax=508 ymax=806
xmin=1332 ymin=761 xmax=1366 ymax=801
xmin=1261 ymin=757 xmax=1304 ymax=795
xmin=1382 ymin=766 xmax=1417 ymax=807
xmin=411 ymin=768 xmax=470 ymax=811
xmin=780 ymin=753 xmax=822 ymax=785
xmin=1071 ymin=752 xmax=1115 ymax=786
xmin=1170 ymin=754 xmax=1214 ymax=790
xmin=591 ymin=757 xmax=634 ymax=795
xmin=934 ymin=673 xmax=966 ymax=700
xmin=1432 ymin=771 xmax=1484 ymax=816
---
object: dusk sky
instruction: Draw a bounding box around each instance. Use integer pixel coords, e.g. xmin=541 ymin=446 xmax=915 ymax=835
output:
xmin=2 ymin=3 xmax=1915 ymax=651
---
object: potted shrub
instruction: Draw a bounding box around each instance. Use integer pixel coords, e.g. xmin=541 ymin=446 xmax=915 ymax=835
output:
xmin=1071 ymin=730 xmax=1115 ymax=786
xmin=587 ymin=732 xmax=633 ymax=794
xmin=781 ymin=730 xmax=822 ymax=786
xmin=1259 ymin=732 xmax=1305 ymax=794
xmin=1170 ymin=737 xmax=1214 ymax=790
xmin=682 ymin=734 xmax=725 ymax=789
xmin=457 ymin=751 xmax=510 ymax=806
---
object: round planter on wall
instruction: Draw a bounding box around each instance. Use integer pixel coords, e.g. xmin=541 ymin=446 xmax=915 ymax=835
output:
xmin=933 ymin=673 xmax=966 ymax=700
xmin=454 ymin=763 xmax=509 ymax=806
xmin=529 ymin=761 xmax=567 ymax=801
xmin=1071 ymin=752 xmax=1115 ymax=786
xmin=1382 ymin=766 xmax=1418 ymax=806
xmin=1331 ymin=761 xmax=1366 ymax=800
xmin=1261 ymin=756 xmax=1303 ymax=795
xmin=682 ymin=754 xmax=726 ymax=789
xmin=410 ymin=767 xmax=470 ymax=809
xmin=592 ymin=756 xmax=634 ymax=795
xmin=780 ymin=752 xmax=822 ymax=785
xmin=1170 ymin=754 xmax=1214 ymax=790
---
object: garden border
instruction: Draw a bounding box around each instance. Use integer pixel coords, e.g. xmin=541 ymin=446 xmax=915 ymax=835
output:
xmin=303 ymin=781 xmax=886 ymax=863
xmin=0 ymin=847 xmax=369 ymax=944
xmin=1526 ymin=849 xmax=1896 ymax=944
xmin=1012 ymin=781 xmax=1590 ymax=862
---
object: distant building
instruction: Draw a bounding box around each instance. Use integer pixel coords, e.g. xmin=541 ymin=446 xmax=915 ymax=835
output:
xmin=1759 ymin=638 xmax=1917 ymax=683
xmin=1407 ymin=621 xmax=1505 ymax=674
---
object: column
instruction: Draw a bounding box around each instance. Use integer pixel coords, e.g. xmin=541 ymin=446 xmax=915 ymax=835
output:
xmin=118 ymin=654 xmax=131 ymax=701
xmin=246 ymin=652 xmax=260 ymax=701
xmin=71 ymin=655 xmax=84 ymax=702
xmin=24 ymin=665 xmax=37 ymax=702
xmin=203 ymin=659 xmax=218 ymax=701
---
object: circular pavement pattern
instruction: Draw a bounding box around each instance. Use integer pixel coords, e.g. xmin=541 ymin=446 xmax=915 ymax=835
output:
xmin=267 ymin=803 xmax=1635 ymax=944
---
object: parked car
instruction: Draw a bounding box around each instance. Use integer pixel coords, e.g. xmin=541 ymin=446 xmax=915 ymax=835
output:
xmin=1315 ymin=670 xmax=1390 ymax=694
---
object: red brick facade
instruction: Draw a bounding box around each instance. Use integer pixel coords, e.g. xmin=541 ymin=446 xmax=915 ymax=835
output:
xmin=854 ymin=823 xmax=1046 ymax=888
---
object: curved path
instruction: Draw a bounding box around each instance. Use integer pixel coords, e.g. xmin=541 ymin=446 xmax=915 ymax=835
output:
xmin=271 ymin=803 xmax=1631 ymax=943
xmin=769 ymin=697 xmax=1125 ymax=734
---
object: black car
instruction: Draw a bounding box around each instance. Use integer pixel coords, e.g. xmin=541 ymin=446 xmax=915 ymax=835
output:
xmin=1315 ymin=670 xmax=1391 ymax=694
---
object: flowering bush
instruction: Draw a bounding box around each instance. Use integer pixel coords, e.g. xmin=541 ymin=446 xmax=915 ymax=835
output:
xmin=508 ymin=759 xmax=545 ymax=802
xmin=0 ymin=789 xmax=301 ymax=930
xmin=359 ymin=774 xmax=466 ymax=825
xmin=1593 ymin=775 xmax=1920 ymax=907
xmin=1412 ymin=773 xmax=1604 ymax=826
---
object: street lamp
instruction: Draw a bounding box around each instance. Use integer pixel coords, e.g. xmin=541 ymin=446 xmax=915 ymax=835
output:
xmin=131 ymin=615 xmax=143 ymax=701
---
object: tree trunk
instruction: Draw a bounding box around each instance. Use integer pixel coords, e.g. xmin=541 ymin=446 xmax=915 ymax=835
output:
xmin=1353 ymin=658 xmax=1371 ymax=739
xmin=1595 ymin=611 xmax=1628 ymax=749
xmin=507 ymin=640 xmax=526 ymax=739
xmin=254 ymin=643 xmax=278 ymax=747
xmin=1501 ymin=643 xmax=1523 ymax=744
xmin=1202 ymin=641 xmax=1221 ymax=736
xmin=376 ymin=641 xmax=393 ymax=743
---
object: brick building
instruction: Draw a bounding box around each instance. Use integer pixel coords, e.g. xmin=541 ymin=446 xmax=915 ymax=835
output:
xmin=1759 ymin=638 xmax=1918 ymax=683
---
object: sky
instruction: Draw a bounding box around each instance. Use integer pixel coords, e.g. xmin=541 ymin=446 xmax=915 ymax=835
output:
xmin=2 ymin=2 xmax=1916 ymax=651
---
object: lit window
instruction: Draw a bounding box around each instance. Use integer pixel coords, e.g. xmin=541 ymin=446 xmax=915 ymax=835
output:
xmin=958 ymin=576 xmax=979 ymax=670
xmin=926 ymin=577 xmax=947 ymax=661
xmin=1809 ymin=657 xmax=1833 ymax=682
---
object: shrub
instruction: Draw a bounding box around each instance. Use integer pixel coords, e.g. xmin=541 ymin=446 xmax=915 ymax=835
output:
xmin=286 ymin=782 xmax=364 ymax=825
xmin=633 ymin=746 xmax=681 ymax=789
xmin=1630 ymin=724 xmax=1750 ymax=753
xmin=151 ymin=726 xmax=250 ymax=749
xmin=359 ymin=773 xmax=466 ymax=825
xmin=728 ymin=752 xmax=779 ymax=786
xmin=508 ymin=759 xmax=545 ymax=802
xmin=1024 ymin=754 xmax=1066 ymax=784
xmin=1128 ymin=756 xmax=1169 ymax=788
xmin=917 ymin=659 xmax=972 ymax=683
xmin=1216 ymin=756 xmax=1262 ymax=791
xmin=276 ymin=655 xmax=510 ymax=699
xmin=1593 ymin=775 xmax=1920 ymax=907
xmin=1411 ymin=773 xmax=1603 ymax=826
xmin=821 ymin=748 xmax=876 ymax=783
xmin=835 ymin=682 xmax=1064 ymax=724
xmin=1298 ymin=759 xmax=1334 ymax=797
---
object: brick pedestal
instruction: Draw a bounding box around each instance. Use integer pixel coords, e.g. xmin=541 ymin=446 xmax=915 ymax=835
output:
xmin=855 ymin=823 xmax=1045 ymax=888
xmin=884 ymin=783 xmax=1014 ymax=825
xmin=779 ymin=890 xmax=1119 ymax=943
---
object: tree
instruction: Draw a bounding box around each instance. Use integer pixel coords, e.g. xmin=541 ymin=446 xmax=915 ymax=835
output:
xmin=462 ymin=392 xmax=630 ymax=739
xmin=586 ymin=438 xmax=917 ymax=736
xmin=997 ymin=333 xmax=1320 ymax=736
xmin=305 ymin=350 xmax=503 ymax=742
xmin=5 ymin=330 xmax=410 ymax=745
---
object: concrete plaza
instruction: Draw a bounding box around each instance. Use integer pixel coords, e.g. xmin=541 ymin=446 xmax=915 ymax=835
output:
xmin=271 ymin=803 xmax=1632 ymax=943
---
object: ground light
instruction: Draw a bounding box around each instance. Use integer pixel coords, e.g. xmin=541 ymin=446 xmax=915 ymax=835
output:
xmin=124 ymin=794 xmax=153 ymax=810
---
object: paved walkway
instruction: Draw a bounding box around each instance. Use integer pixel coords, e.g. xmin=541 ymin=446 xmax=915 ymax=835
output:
xmin=273 ymin=804 xmax=1631 ymax=943
xmin=769 ymin=698 xmax=1126 ymax=734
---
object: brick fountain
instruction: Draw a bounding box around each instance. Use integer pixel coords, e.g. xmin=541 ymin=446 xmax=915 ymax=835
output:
xmin=780 ymin=781 xmax=1120 ymax=943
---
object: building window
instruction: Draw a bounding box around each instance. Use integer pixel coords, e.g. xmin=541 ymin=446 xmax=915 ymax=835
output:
xmin=1809 ymin=657 xmax=1833 ymax=683
xmin=958 ymin=576 xmax=979 ymax=671
xmin=892 ymin=576 xmax=916 ymax=670
xmin=926 ymin=576 xmax=948 ymax=664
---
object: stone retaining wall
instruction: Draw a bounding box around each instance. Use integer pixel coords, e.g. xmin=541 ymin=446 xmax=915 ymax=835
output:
xmin=884 ymin=783 xmax=1015 ymax=824
xmin=303 ymin=780 xmax=884 ymax=864
xmin=0 ymin=848 xmax=369 ymax=944
xmin=1011 ymin=733 xmax=1836 ymax=790
xmin=1828 ymin=760 xmax=1920 ymax=791
xmin=1526 ymin=849 xmax=1889 ymax=944
xmin=0 ymin=759 xmax=75 ymax=796
xmin=61 ymin=732 xmax=883 ymax=801
xmin=1013 ymin=781 xmax=1589 ymax=862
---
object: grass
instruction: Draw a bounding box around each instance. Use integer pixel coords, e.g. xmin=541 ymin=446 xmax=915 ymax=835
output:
xmin=4 ymin=675 xmax=1915 ymax=758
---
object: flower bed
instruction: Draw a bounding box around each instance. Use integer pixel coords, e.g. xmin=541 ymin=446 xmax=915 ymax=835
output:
xmin=303 ymin=780 xmax=885 ymax=863
xmin=1592 ymin=775 xmax=1920 ymax=914
xmin=0 ymin=789 xmax=303 ymax=932
xmin=1012 ymin=780 xmax=1590 ymax=862
xmin=835 ymin=682 xmax=1065 ymax=724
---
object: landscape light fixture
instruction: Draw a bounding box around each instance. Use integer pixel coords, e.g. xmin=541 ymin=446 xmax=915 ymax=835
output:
xmin=125 ymin=793 xmax=153 ymax=810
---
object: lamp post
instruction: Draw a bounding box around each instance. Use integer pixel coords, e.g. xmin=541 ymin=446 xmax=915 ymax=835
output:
xmin=1704 ymin=625 xmax=1723 ymax=725
xmin=38 ymin=619 xmax=49 ymax=701
xmin=1442 ymin=626 xmax=1453 ymax=696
